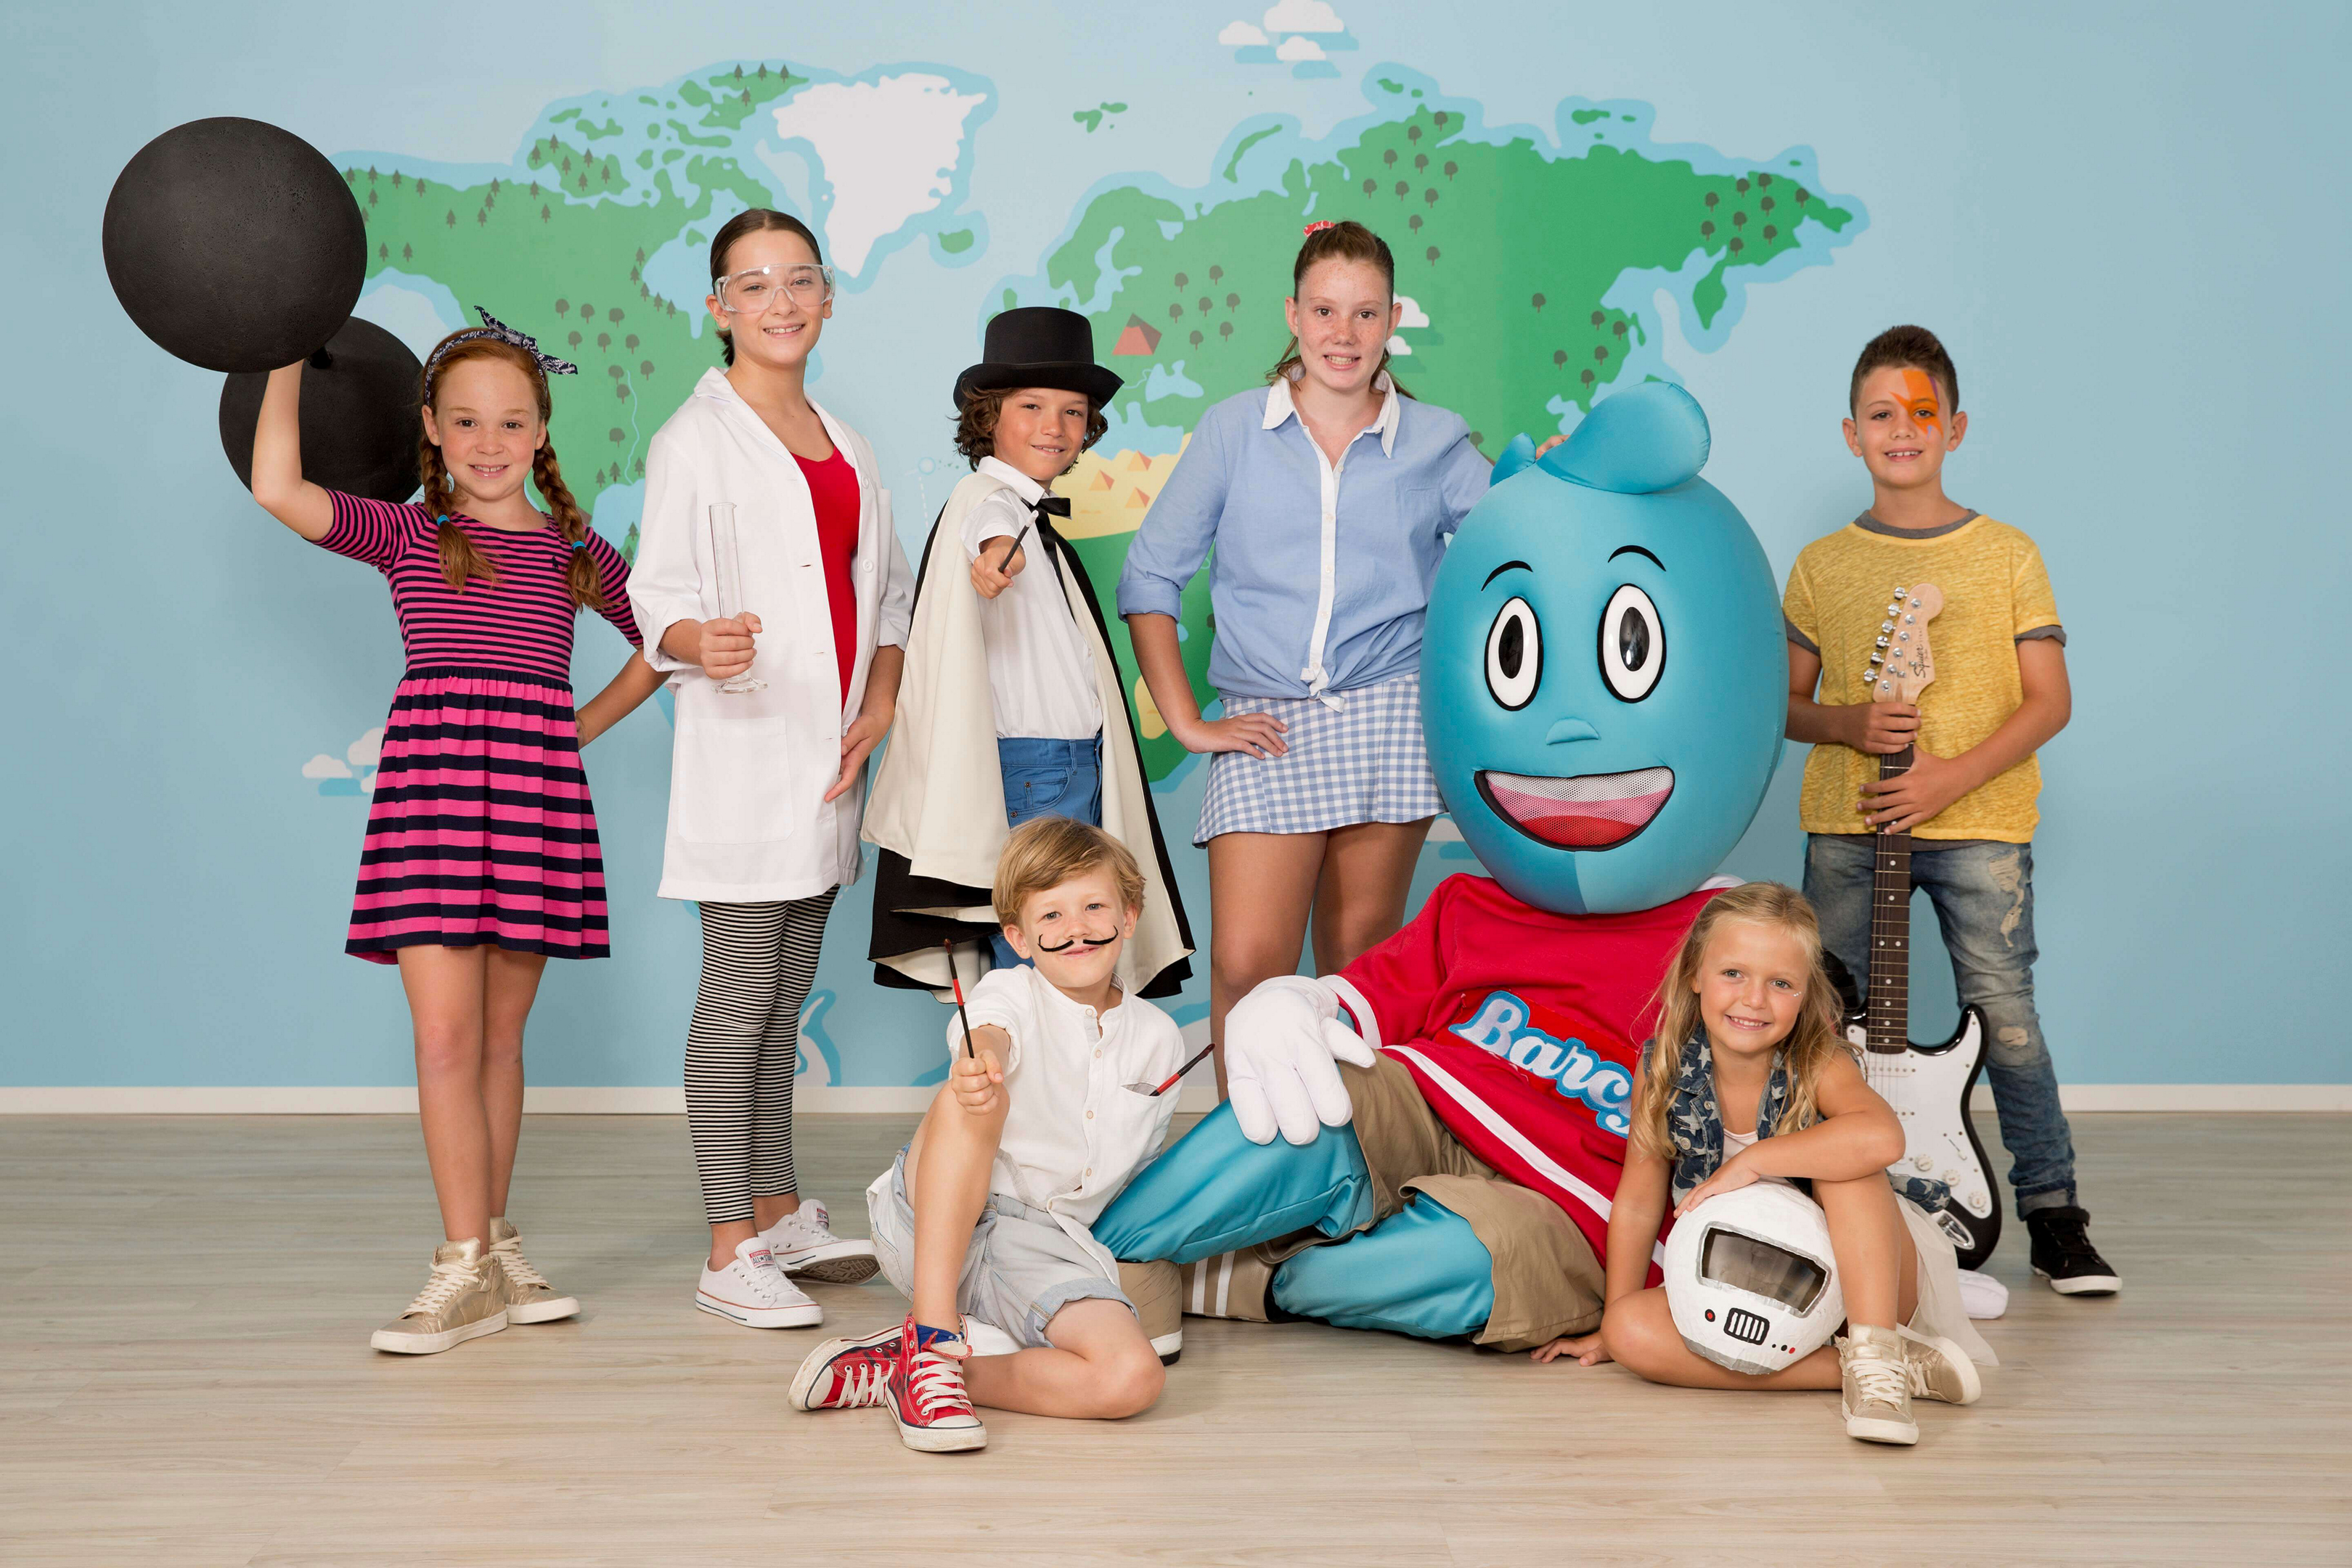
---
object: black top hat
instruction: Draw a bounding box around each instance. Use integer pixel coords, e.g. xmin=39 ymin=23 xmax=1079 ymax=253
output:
xmin=954 ymin=306 xmax=1122 ymax=409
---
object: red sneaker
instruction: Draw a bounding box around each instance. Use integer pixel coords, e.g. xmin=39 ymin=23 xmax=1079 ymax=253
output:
xmin=884 ymin=1316 xmax=987 ymax=1453
xmin=788 ymin=1320 xmax=900 ymax=1412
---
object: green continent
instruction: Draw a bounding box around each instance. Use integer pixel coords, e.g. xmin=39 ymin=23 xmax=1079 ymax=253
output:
xmin=1048 ymin=103 xmax=1853 ymax=449
xmin=348 ymin=148 xmax=774 ymax=531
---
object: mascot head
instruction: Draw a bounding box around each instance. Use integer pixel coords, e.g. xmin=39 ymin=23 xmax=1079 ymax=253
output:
xmin=1421 ymin=384 xmax=1783 ymax=915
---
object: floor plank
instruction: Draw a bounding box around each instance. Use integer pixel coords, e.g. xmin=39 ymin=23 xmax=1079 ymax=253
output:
xmin=0 ymin=1111 xmax=2343 ymax=1566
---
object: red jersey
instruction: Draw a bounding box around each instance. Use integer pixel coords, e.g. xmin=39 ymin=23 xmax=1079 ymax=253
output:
xmin=1328 ymin=874 xmax=1723 ymax=1273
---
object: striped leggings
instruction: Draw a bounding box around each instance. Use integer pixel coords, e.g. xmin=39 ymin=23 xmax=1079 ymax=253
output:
xmin=684 ymin=889 xmax=838 ymax=1226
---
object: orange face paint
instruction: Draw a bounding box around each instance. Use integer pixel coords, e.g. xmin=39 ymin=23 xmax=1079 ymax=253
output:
xmin=1900 ymin=368 xmax=1943 ymax=432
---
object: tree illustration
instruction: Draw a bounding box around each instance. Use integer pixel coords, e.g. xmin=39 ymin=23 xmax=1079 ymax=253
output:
xmin=640 ymin=359 xmax=653 ymax=377
xmin=1384 ymin=149 xmax=1397 ymax=168
xmin=735 ymin=65 xmax=743 ymax=79
xmin=540 ymin=205 xmax=551 ymax=223
xmin=625 ymin=334 xmax=640 ymax=351
xmin=1757 ymin=172 xmax=1773 ymax=188
xmin=1191 ymin=330 xmax=1204 ymax=348
xmin=610 ymin=307 xmax=624 ymax=323
xmin=1794 ymin=187 xmax=1810 ymax=205
xmin=1408 ymin=123 xmax=1423 ymax=143
xmin=476 ymin=209 xmax=487 ymax=226
xmin=1581 ymin=367 xmax=1595 ymax=392
xmin=1553 ymin=349 xmax=1567 ymax=367
xmin=1443 ymin=160 xmax=1458 ymax=180
xmin=610 ymin=428 xmax=625 ymax=445
xmin=1225 ymin=292 xmax=1239 ymax=309
xmin=391 ymin=172 xmax=403 ymax=188
xmin=1197 ymin=295 xmax=1212 ymax=313
xmin=445 ymin=210 xmax=456 ymax=229
xmin=1175 ymin=271 xmax=1188 ymax=287
xmin=1700 ymin=220 xmax=1714 ymax=240
xmin=597 ymin=332 xmax=611 ymax=351
xmin=1432 ymin=111 xmax=1449 ymax=129
xmin=1759 ymin=195 xmax=1776 ymax=216
xmin=1532 ymin=293 xmax=1545 ymax=312
xmin=1424 ymin=187 xmax=1437 ymax=209
xmin=562 ymin=156 xmax=572 ymax=172
xmin=367 ymin=189 xmax=378 ymax=209
xmin=1362 ymin=177 xmax=1376 ymax=195
xmin=1593 ymin=345 xmax=1609 ymax=364
xmin=1732 ymin=211 xmax=1747 ymax=232
xmin=1219 ymin=321 xmax=1233 ymax=341
xmin=1704 ymin=191 xmax=1718 ymax=214
xmin=402 ymin=243 xmax=412 ymax=261
xmin=1728 ymin=237 xmax=1744 ymax=258
xmin=1209 ymin=265 xmax=1223 ymax=283
xmin=377 ymin=242 xmax=387 ymax=259
xmin=1168 ymin=303 xmax=1183 ymax=323
xmin=1409 ymin=215 xmax=1423 ymax=233
xmin=568 ymin=331 xmax=583 ymax=351
xmin=1763 ymin=224 xmax=1778 ymax=243
xmin=1415 ymin=153 xmax=1428 ymax=171
xmin=1612 ymin=319 xmax=1627 ymax=338
xmin=1426 ymin=245 xmax=1440 ymax=264
xmin=1735 ymin=176 xmax=1749 ymax=195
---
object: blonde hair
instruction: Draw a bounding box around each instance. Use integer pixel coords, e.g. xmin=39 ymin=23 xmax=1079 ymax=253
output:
xmin=1628 ymin=883 xmax=1850 ymax=1164
xmin=992 ymin=817 xmax=1145 ymax=928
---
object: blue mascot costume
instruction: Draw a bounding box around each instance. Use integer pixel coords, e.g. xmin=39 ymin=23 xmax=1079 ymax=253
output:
xmin=1093 ymin=385 xmax=1787 ymax=1349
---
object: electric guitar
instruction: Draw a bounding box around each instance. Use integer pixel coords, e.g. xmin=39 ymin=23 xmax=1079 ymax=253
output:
xmin=1845 ymin=582 xmax=2001 ymax=1270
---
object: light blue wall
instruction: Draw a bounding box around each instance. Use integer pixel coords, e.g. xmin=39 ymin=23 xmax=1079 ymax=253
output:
xmin=4 ymin=1 xmax=2343 ymax=1090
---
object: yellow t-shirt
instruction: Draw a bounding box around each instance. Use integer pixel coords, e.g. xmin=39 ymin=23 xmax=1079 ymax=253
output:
xmin=1782 ymin=513 xmax=2063 ymax=842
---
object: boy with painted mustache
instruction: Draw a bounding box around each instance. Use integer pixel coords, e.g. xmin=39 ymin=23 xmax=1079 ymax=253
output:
xmin=791 ymin=818 xmax=1188 ymax=1452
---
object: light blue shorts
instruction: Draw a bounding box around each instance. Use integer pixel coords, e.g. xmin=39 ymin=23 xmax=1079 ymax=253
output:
xmin=866 ymin=1147 xmax=1133 ymax=1349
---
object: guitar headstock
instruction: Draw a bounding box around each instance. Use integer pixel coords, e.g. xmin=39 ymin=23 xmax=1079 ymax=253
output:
xmin=1866 ymin=581 xmax=1944 ymax=703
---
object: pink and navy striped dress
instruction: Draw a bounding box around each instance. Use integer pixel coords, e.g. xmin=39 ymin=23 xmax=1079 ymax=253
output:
xmin=316 ymin=492 xmax=642 ymax=963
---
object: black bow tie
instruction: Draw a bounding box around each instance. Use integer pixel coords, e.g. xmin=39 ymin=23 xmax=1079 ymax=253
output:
xmin=1032 ymin=496 xmax=1071 ymax=520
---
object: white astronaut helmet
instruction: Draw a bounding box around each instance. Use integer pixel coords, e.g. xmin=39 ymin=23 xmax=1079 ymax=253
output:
xmin=1663 ymin=1181 xmax=1845 ymax=1376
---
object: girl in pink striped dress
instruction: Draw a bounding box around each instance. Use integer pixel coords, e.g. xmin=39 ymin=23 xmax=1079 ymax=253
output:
xmin=250 ymin=317 xmax=660 ymax=1355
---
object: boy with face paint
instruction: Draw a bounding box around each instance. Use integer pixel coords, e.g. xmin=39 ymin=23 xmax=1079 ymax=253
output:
xmin=1783 ymin=324 xmax=2119 ymax=1297
xmin=794 ymin=818 xmax=1185 ymax=1452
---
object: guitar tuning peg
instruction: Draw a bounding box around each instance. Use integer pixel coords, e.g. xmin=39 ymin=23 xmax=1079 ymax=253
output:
xmin=1885 ymin=603 xmax=1900 ymax=616
xmin=1875 ymin=634 xmax=1890 ymax=648
xmin=1879 ymin=620 xmax=1895 ymax=634
xmin=1892 ymin=586 xmax=1908 ymax=599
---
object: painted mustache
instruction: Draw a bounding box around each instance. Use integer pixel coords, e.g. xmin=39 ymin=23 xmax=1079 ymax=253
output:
xmin=1034 ymin=930 xmax=1116 ymax=955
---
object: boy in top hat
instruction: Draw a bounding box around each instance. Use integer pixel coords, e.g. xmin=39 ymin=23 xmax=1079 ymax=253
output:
xmin=865 ymin=306 xmax=1194 ymax=1000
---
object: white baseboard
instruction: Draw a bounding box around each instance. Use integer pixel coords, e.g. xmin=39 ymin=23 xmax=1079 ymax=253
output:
xmin=0 ymin=1077 xmax=1231 ymax=1115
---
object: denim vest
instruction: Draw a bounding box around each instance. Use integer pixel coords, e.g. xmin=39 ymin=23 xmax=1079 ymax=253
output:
xmin=1649 ymin=1033 xmax=1948 ymax=1217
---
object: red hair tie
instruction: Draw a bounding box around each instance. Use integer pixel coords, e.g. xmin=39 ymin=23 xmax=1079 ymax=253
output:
xmin=1302 ymin=220 xmax=1336 ymax=237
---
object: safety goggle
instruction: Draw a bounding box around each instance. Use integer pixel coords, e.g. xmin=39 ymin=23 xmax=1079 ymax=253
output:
xmin=714 ymin=263 xmax=836 ymax=314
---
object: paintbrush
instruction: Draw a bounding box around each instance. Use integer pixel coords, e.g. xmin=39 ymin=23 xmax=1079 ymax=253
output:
xmin=944 ymin=940 xmax=977 ymax=1059
xmin=1128 ymin=1042 xmax=1217 ymax=1098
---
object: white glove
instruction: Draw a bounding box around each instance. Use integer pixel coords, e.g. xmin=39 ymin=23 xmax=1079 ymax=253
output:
xmin=1223 ymin=976 xmax=1378 ymax=1146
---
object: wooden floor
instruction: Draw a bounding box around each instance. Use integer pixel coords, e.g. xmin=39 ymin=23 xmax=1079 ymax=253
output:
xmin=1 ymin=1112 xmax=2345 ymax=1567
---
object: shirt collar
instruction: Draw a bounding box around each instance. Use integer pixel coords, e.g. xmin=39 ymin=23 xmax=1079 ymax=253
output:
xmin=1019 ymin=962 xmax=1124 ymax=1028
xmin=977 ymin=455 xmax=1050 ymax=506
xmin=1262 ymin=370 xmax=1401 ymax=457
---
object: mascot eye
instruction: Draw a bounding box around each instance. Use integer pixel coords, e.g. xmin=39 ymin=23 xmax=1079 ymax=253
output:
xmin=1484 ymin=596 xmax=1542 ymax=710
xmin=1598 ymin=584 xmax=1665 ymax=701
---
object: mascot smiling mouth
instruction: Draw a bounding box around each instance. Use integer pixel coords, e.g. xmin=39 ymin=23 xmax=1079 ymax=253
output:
xmin=1476 ymin=766 xmax=1675 ymax=849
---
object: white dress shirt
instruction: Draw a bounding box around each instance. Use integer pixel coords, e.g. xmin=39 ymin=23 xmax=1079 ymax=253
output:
xmin=950 ymin=964 xmax=1185 ymax=1269
xmin=629 ymin=369 xmax=915 ymax=902
xmin=963 ymin=457 xmax=1103 ymax=741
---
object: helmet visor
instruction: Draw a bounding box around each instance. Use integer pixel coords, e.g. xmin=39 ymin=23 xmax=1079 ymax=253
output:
xmin=1700 ymin=1226 xmax=1828 ymax=1311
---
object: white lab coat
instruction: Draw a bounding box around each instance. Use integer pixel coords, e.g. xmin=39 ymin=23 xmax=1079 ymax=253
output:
xmin=631 ymin=368 xmax=915 ymax=902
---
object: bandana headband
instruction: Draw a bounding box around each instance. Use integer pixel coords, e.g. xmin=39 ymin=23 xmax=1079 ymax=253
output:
xmin=423 ymin=306 xmax=580 ymax=395
xmin=1302 ymin=220 xmax=1336 ymax=237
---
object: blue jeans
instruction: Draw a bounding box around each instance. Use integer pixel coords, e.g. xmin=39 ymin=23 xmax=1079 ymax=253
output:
xmin=1805 ymin=834 xmax=2077 ymax=1215
xmin=990 ymin=735 xmax=1103 ymax=971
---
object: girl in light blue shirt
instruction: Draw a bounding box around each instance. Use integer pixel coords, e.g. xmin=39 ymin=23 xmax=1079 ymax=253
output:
xmin=1119 ymin=220 xmax=1491 ymax=1089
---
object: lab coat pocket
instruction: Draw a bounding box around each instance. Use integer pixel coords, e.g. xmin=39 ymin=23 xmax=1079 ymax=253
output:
xmin=674 ymin=713 xmax=797 ymax=844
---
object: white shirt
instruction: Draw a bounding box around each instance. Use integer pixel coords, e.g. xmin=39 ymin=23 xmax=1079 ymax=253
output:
xmin=950 ymin=965 xmax=1185 ymax=1234
xmin=1260 ymin=370 xmax=1401 ymax=706
xmin=963 ymin=458 xmax=1103 ymax=741
xmin=629 ymin=369 xmax=915 ymax=901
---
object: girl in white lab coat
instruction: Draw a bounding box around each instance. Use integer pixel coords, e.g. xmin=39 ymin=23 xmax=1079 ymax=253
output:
xmin=629 ymin=209 xmax=915 ymax=1330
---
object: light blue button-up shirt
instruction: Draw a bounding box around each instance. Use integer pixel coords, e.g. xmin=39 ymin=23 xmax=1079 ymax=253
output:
xmin=1117 ymin=377 xmax=1492 ymax=702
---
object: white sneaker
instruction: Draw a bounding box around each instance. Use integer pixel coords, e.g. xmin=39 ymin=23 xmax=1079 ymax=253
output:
xmin=760 ymin=1198 xmax=881 ymax=1285
xmin=1956 ymin=1268 xmax=2009 ymax=1320
xmin=695 ymin=1237 xmax=822 ymax=1329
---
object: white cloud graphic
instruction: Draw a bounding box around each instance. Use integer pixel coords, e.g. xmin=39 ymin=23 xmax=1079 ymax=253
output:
xmin=1275 ymin=34 xmax=1328 ymax=62
xmin=1219 ymin=20 xmax=1270 ymax=44
xmin=1263 ymin=0 xmax=1344 ymax=30
xmin=302 ymin=754 xmax=353 ymax=780
xmin=346 ymin=727 xmax=384 ymax=769
xmin=1395 ymin=295 xmax=1431 ymax=330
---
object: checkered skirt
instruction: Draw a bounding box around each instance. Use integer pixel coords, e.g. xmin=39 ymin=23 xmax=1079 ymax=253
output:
xmin=1194 ymin=672 xmax=1442 ymax=843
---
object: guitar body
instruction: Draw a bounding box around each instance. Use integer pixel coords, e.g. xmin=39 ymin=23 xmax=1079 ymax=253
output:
xmin=1845 ymin=1005 xmax=2001 ymax=1270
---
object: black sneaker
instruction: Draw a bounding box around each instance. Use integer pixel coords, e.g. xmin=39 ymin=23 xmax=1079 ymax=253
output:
xmin=2026 ymin=1206 xmax=2120 ymax=1295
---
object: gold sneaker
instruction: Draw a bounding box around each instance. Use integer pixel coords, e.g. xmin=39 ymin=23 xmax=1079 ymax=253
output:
xmin=1898 ymin=1324 xmax=1983 ymax=1406
xmin=1837 ymin=1325 xmax=1919 ymax=1445
xmin=369 ymin=1238 xmax=508 ymax=1355
xmin=1119 ymin=1259 xmax=1183 ymax=1364
xmin=489 ymin=1217 xmax=580 ymax=1324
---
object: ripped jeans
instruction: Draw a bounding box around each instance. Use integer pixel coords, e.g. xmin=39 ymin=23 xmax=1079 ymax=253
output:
xmin=1805 ymin=834 xmax=2078 ymax=1216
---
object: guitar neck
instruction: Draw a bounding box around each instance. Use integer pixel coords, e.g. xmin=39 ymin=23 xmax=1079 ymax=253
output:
xmin=1864 ymin=746 xmax=1914 ymax=1053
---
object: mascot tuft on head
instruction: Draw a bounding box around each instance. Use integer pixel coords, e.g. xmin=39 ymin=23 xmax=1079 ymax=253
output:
xmin=1095 ymin=383 xmax=1789 ymax=1355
